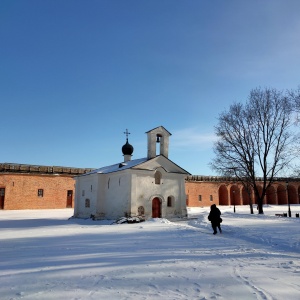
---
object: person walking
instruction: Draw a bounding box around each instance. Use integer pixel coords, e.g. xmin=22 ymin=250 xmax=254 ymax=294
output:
xmin=208 ymin=204 xmax=222 ymax=235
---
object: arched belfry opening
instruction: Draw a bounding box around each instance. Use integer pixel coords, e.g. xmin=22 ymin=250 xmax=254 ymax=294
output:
xmin=146 ymin=126 xmax=171 ymax=159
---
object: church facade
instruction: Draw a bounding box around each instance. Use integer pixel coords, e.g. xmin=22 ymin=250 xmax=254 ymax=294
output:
xmin=73 ymin=126 xmax=190 ymax=220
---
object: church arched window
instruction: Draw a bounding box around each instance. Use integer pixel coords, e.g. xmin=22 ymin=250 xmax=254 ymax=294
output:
xmin=155 ymin=171 xmax=162 ymax=185
xmin=167 ymin=196 xmax=174 ymax=207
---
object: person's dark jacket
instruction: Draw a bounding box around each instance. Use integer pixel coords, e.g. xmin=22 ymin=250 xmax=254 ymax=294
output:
xmin=208 ymin=204 xmax=221 ymax=224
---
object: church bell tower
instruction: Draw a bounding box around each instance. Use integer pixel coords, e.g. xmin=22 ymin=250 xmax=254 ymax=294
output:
xmin=146 ymin=126 xmax=171 ymax=159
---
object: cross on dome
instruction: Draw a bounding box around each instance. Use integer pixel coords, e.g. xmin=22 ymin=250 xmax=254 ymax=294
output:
xmin=124 ymin=129 xmax=130 ymax=141
xmin=122 ymin=129 xmax=134 ymax=159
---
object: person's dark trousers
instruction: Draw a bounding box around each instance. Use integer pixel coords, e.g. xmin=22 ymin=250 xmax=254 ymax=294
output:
xmin=211 ymin=223 xmax=217 ymax=234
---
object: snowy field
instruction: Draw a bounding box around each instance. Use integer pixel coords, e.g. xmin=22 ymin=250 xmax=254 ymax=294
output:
xmin=1 ymin=205 xmax=300 ymax=300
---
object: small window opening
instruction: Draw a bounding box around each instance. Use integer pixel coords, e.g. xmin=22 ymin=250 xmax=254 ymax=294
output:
xmin=198 ymin=195 xmax=202 ymax=201
xmin=38 ymin=189 xmax=44 ymax=197
xmin=85 ymin=199 xmax=90 ymax=208
xmin=155 ymin=171 xmax=162 ymax=185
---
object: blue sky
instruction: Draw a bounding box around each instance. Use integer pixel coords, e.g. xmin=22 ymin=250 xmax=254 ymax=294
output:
xmin=1 ymin=0 xmax=300 ymax=175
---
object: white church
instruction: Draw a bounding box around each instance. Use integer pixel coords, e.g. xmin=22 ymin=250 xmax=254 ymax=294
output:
xmin=74 ymin=126 xmax=190 ymax=220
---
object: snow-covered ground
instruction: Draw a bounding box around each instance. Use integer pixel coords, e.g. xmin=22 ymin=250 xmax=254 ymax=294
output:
xmin=1 ymin=205 xmax=300 ymax=300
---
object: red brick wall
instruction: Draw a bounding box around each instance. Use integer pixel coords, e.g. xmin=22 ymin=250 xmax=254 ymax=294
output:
xmin=186 ymin=181 xmax=221 ymax=207
xmin=2 ymin=172 xmax=300 ymax=210
xmin=0 ymin=174 xmax=75 ymax=209
xmin=185 ymin=180 xmax=300 ymax=207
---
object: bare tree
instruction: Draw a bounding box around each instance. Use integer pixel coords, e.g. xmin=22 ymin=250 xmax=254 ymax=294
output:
xmin=211 ymin=88 xmax=294 ymax=214
xmin=289 ymin=86 xmax=300 ymax=176
xmin=290 ymin=86 xmax=300 ymax=113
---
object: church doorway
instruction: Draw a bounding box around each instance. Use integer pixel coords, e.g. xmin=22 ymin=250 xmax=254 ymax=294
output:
xmin=152 ymin=197 xmax=161 ymax=218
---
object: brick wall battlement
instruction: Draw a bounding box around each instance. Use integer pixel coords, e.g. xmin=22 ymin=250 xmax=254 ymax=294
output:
xmin=186 ymin=175 xmax=300 ymax=183
xmin=0 ymin=163 xmax=94 ymax=175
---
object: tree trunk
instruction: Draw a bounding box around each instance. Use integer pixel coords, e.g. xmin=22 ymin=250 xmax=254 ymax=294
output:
xmin=257 ymin=200 xmax=264 ymax=214
xmin=249 ymin=203 xmax=254 ymax=214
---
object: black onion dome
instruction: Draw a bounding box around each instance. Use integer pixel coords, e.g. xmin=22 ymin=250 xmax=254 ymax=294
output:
xmin=122 ymin=140 xmax=134 ymax=155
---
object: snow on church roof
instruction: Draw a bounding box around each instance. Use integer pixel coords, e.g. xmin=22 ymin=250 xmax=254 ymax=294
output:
xmin=81 ymin=157 xmax=148 ymax=176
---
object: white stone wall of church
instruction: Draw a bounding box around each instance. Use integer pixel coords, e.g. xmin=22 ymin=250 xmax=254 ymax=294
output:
xmin=95 ymin=173 xmax=106 ymax=218
xmin=74 ymin=174 xmax=98 ymax=218
xmin=132 ymin=170 xmax=187 ymax=218
xmin=96 ymin=171 xmax=132 ymax=219
xmin=179 ymin=175 xmax=188 ymax=217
